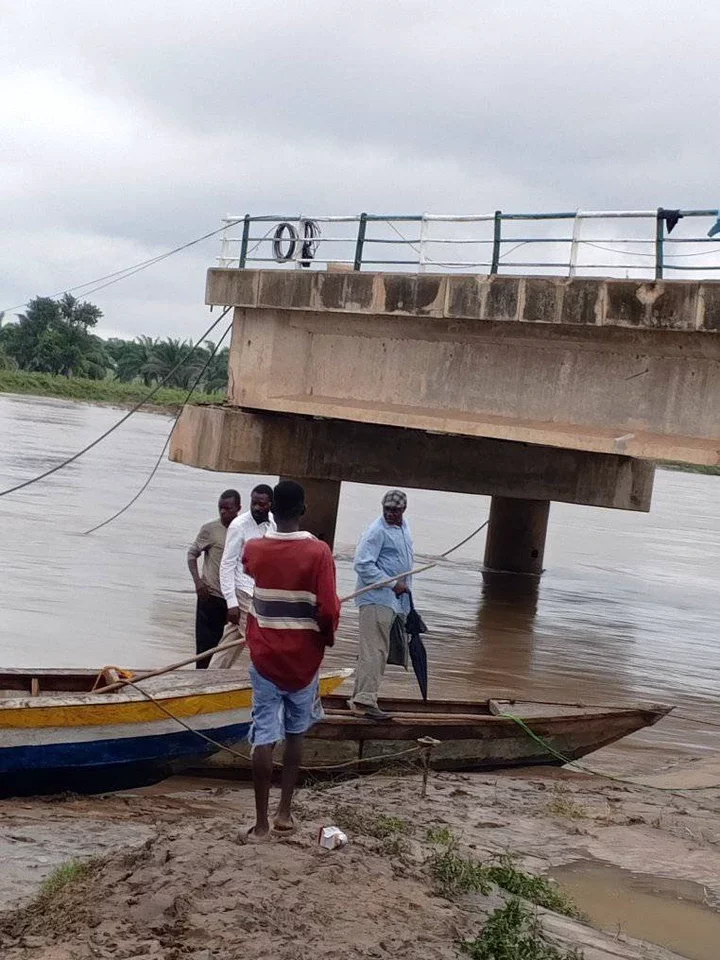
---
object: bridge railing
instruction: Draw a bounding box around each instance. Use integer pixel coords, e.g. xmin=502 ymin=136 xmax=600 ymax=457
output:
xmin=216 ymin=209 xmax=720 ymax=280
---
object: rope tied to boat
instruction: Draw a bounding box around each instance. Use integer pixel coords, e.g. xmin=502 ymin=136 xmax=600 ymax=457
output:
xmin=90 ymin=666 xmax=136 ymax=692
xmin=84 ymin=516 xmax=720 ymax=789
xmin=501 ymin=712 xmax=720 ymax=793
xmin=123 ymin=677 xmax=424 ymax=772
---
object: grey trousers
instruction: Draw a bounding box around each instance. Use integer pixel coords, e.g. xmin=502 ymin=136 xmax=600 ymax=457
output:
xmin=351 ymin=604 xmax=395 ymax=708
xmin=210 ymin=591 xmax=251 ymax=669
xmin=209 ymin=611 xmax=248 ymax=668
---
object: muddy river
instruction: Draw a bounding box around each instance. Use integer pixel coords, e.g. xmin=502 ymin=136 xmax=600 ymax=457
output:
xmin=1 ymin=392 xmax=719 ymax=769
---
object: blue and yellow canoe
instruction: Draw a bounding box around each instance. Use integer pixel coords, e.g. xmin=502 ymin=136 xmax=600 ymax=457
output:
xmin=0 ymin=667 xmax=352 ymax=796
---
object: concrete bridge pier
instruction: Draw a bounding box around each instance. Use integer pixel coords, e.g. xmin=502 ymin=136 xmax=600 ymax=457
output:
xmin=483 ymin=497 xmax=550 ymax=576
xmin=282 ymin=476 xmax=341 ymax=548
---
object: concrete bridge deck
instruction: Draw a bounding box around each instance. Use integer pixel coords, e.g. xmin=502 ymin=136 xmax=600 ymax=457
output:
xmin=206 ymin=269 xmax=719 ymax=466
xmin=169 ymin=268 xmax=718 ymax=571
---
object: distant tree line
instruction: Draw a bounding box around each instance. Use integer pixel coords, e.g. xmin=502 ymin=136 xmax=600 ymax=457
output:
xmin=0 ymin=295 xmax=229 ymax=393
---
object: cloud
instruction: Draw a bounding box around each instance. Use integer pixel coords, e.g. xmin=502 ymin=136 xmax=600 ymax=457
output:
xmin=2 ymin=0 xmax=720 ymax=338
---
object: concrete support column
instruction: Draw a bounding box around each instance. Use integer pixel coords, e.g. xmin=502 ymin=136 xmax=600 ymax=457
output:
xmin=281 ymin=477 xmax=341 ymax=549
xmin=483 ymin=497 xmax=550 ymax=576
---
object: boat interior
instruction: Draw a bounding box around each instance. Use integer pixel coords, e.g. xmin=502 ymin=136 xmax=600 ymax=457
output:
xmin=321 ymin=694 xmax=635 ymax=720
xmin=0 ymin=669 xmax=657 ymax=720
xmin=0 ymin=670 xmax=503 ymax=712
xmin=0 ymin=668 xmax=148 ymax=698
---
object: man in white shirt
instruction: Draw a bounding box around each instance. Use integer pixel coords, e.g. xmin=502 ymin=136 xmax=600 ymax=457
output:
xmin=212 ymin=484 xmax=275 ymax=668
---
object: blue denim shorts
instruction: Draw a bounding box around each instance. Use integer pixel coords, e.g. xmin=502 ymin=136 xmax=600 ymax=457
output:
xmin=248 ymin=665 xmax=324 ymax=747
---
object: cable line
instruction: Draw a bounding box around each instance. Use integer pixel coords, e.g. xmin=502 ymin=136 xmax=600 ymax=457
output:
xmin=0 ymin=306 xmax=232 ymax=498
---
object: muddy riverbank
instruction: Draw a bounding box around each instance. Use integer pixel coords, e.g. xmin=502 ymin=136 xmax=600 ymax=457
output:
xmin=2 ymin=767 xmax=720 ymax=959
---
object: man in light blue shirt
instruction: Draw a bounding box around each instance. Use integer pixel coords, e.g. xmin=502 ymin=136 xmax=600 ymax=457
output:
xmin=349 ymin=489 xmax=414 ymax=720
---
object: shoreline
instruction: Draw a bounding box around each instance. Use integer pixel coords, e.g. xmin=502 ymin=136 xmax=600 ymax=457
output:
xmin=1 ymin=376 xmax=718 ymax=475
xmin=2 ymin=766 xmax=719 ymax=959
xmin=0 ymin=370 xmax=223 ymax=413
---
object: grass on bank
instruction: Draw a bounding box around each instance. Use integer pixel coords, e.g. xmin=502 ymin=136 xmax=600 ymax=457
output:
xmin=657 ymin=460 xmax=720 ymax=476
xmin=544 ymin=785 xmax=588 ymax=821
xmin=428 ymin=833 xmax=581 ymax=919
xmin=427 ymin=831 xmax=584 ymax=960
xmin=462 ymin=899 xmax=583 ymax=960
xmin=332 ymin=804 xmax=412 ymax=855
xmin=36 ymin=859 xmax=93 ymax=905
xmin=0 ymin=369 xmax=224 ymax=408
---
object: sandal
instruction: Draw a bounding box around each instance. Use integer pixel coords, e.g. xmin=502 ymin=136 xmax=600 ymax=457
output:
xmin=244 ymin=826 xmax=271 ymax=844
xmin=272 ymin=815 xmax=297 ymax=836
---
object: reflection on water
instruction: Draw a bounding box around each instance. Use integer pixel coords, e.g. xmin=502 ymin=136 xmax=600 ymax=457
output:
xmin=1 ymin=393 xmax=720 ymax=764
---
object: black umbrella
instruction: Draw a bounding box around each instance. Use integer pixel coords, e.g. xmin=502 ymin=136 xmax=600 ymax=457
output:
xmin=405 ymin=593 xmax=429 ymax=701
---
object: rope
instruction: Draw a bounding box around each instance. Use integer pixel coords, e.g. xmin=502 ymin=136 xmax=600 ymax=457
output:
xmin=271 ymin=220 xmax=321 ymax=266
xmin=502 ymin=712 xmax=720 ymax=792
xmin=90 ymin=666 xmax=135 ymax=693
xmin=1 ymin=223 xmax=232 ymax=315
xmin=110 ymin=684 xmax=720 ymax=787
xmin=673 ymin=713 xmax=720 ymax=729
xmin=0 ymin=306 xmax=232 ymax=498
xmin=83 ymin=318 xmax=234 ymax=535
xmin=93 ymin=517 xmax=720 ymax=786
xmin=124 ymin=677 xmax=421 ymax=771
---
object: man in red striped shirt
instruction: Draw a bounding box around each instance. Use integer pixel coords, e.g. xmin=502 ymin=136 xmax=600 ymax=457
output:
xmin=242 ymin=480 xmax=340 ymax=840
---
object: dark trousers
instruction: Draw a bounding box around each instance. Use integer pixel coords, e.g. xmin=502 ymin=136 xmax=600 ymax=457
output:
xmin=195 ymin=594 xmax=227 ymax=669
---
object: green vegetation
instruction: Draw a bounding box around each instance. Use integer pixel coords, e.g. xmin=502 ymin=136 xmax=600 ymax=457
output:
xmin=657 ymin=461 xmax=720 ymax=476
xmin=0 ymin=369 xmax=223 ymax=407
xmin=427 ymin=824 xmax=455 ymax=845
xmin=37 ymin=859 xmax=93 ymax=904
xmin=332 ymin=804 xmax=412 ymax=854
xmin=0 ymin=295 xmax=106 ymax=379
xmin=428 ymin=832 xmax=581 ymax=919
xmin=462 ymin=899 xmax=583 ymax=960
xmin=482 ymin=856 xmax=581 ymax=918
xmin=430 ymin=842 xmax=494 ymax=898
xmin=0 ymin=294 xmax=230 ymax=399
xmin=544 ymin=786 xmax=588 ymax=821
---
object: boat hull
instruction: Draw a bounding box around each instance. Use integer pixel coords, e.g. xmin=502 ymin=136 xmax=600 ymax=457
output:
xmin=189 ymin=695 xmax=672 ymax=779
xmin=0 ymin=669 xmax=350 ymax=796
xmin=0 ymin=720 xmax=251 ymax=796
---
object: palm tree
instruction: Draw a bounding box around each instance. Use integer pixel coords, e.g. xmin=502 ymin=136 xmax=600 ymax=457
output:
xmin=143 ymin=338 xmax=205 ymax=389
xmin=109 ymin=336 xmax=158 ymax=386
xmin=202 ymin=346 xmax=230 ymax=393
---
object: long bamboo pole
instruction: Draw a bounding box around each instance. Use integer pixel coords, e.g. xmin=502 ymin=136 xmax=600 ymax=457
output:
xmin=95 ymin=518 xmax=489 ymax=694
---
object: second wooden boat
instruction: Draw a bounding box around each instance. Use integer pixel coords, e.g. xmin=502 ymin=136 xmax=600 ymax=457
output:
xmin=193 ymin=694 xmax=673 ymax=777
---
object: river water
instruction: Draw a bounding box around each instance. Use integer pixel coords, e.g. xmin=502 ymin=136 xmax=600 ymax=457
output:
xmin=1 ymin=393 xmax=719 ymax=768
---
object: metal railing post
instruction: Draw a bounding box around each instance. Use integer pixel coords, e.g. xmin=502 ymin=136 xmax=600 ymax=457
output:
xmin=655 ymin=208 xmax=664 ymax=280
xmin=490 ymin=211 xmax=502 ymax=274
xmin=418 ymin=214 xmax=429 ymax=272
xmin=219 ymin=218 xmax=232 ymax=266
xmin=568 ymin=211 xmax=582 ymax=277
xmin=238 ymin=215 xmax=250 ymax=269
xmin=354 ymin=213 xmax=368 ymax=271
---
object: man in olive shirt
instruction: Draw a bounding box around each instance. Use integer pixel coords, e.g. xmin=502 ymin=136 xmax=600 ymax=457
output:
xmin=187 ymin=490 xmax=241 ymax=668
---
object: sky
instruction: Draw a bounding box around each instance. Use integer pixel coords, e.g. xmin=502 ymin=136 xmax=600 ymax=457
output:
xmin=2 ymin=0 xmax=720 ymax=340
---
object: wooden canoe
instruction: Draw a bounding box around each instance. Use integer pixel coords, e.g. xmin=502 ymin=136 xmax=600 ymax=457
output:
xmin=191 ymin=694 xmax=673 ymax=778
xmin=0 ymin=667 xmax=352 ymax=796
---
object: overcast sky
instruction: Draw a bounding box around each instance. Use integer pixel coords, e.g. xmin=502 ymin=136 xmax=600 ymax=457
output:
xmin=2 ymin=1 xmax=719 ymax=340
